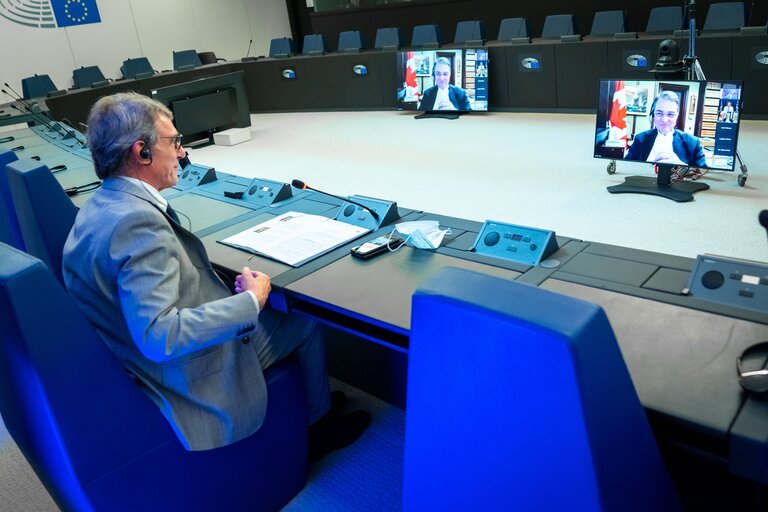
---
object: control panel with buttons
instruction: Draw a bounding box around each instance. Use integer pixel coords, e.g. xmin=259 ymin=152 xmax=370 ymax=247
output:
xmin=471 ymin=220 xmax=559 ymax=266
xmin=334 ymin=195 xmax=400 ymax=230
xmin=686 ymin=254 xmax=768 ymax=314
xmin=175 ymin=163 xmax=217 ymax=190
xmin=243 ymin=178 xmax=292 ymax=206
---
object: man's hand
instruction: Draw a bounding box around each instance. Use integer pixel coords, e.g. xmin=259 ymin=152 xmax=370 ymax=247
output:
xmin=235 ymin=267 xmax=271 ymax=310
xmin=653 ymin=150 xmax=685 ymax=166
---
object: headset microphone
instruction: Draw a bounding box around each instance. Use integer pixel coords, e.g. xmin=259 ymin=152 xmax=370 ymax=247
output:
xmin=291 ymin=179 xmax=379 ymax=220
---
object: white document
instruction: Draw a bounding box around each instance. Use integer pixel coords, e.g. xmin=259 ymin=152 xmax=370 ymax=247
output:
xmin=220 ymin=211 xmax=370 ymax=267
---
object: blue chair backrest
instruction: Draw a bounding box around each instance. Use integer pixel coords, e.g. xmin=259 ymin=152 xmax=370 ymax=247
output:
xmin=121 ymin=57 xmax=154 ymax=79
xmin=591 ymin=10 xmax=626 ymax=36
xmin=172 ymin=49 xmax=202 ymax=71
xmin=646 ymin=6 xmax=684 ymax=33
xmin=269 ymin=37 xmax=296 ymax=58
xmin=374 ymin=27 xmax=404 ymax=49
xmin=403 ymin=267 xmax=678 ymax=511
xmin=72 ymin=65 xmax=107 ymax=89
xmin=454 ymin=20 xmax=487 ymax=44
xmin=0 ymin=149 xmax=24 ymax=250
xmin=498 ymin=17 xmax=531 ymax=40
xmin=412 ymin=24 xmax=442 ymax=47
xmin=21 ymin=74 xmax=57 ymax=99
xmin=542 ymin=14 xmax=577 ymax=38
xmin=302 ymin=34 xmax=328 ymax=55
xmin=704 ymin=2 xmax=747 ymax=31
xmin=338 ymin=30 xmax=365 ymax=52
xmin=5 ymin=158 xmax=78 ymax=285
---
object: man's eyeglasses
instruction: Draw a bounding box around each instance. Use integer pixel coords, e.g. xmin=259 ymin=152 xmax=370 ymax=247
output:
xmin=159 ymin=134 xmax=183 ymax=149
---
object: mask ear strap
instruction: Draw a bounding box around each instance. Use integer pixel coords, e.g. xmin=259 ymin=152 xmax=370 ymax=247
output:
xmin=388 ymin=228 xmax=409 ymax=252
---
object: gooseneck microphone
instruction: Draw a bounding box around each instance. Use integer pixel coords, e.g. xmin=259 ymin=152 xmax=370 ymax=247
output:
xmin=3 ymin=83 xmax=84 ymax=146
xmin=246 ymin=39 xmax=253 ymax=58
xmin=291 ymin=179 xmax=379 ymax=220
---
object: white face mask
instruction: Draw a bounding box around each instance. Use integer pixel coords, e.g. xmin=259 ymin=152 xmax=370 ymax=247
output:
xmin=392 ymin=220 xmax=451 ymax=250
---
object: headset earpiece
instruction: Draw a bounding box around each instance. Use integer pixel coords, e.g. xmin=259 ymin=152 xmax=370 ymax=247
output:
xmin=139 ymin=145 xmax=151 ymax=161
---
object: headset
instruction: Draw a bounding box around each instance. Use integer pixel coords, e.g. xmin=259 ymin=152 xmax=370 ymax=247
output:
xmin=139 ymin=142 xmax=152 ymax=162
xmin=737 ymin=341 xmax=768 ymax=394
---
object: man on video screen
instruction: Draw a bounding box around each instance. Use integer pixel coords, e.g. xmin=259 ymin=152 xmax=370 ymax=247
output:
xmin=418 ymin=57 xmax=470 ymax=112
xmin=624 ymin=91 xmax=706 ymax=167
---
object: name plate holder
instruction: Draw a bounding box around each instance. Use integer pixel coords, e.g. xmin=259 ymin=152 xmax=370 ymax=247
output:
xmin=176 ymin=163 xmax=217 ymax=190
xmin=471 ymin=220 xmax=559 ymax=266
xmin=335 ymin=195 xmax=399 ymax=230
xmin=685 ymin=254 xmax=768 ymax=314
xmin=243 ymin=178 xmax=292 ymax=206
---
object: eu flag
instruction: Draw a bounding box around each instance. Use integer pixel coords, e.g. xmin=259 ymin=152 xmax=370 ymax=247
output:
xmin=50 ymin=0 xmax=101 ymax=28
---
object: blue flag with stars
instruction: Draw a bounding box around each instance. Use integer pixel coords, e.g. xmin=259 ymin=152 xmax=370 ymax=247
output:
xmin=50 ymin=0 xmax=101 ymax=28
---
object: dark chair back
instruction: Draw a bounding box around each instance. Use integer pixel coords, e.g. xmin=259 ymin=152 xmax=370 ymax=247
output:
xmin=498 ymin=17 xmax=531 ymax=40
xmin=269 ymin=37 xmax=296 ymax=58
xmin=21 ymin=74 xmax=58 ymax=99
xmin=173 ymin=49 xmax=202 ymax=71
xmin=591 ymin=10 xmax=626 ymax=36
xmin=454 ymin=20 xmax=487 ymax=44
xmin=412 ymin=24 xmax=442 ymax=48
xmin=0 ymin=149 xmax=24 ymax=249
xmin=72 ymin=65 xmax=108 ymax=89
xmin=338 ymin=30 xmax=365 ymax=52
xmin=704 ymin=2 xmax=747 ymax=31
xmin=302 ymin=34 xmax=329 ymax=56
xmin=198 ymin=51 xmax=225 ymax=65
xmin=121 ymin=57 xmax=154 ymax=79
xmin=374 ymin=27 xmax=404 ymax=49
xmin=646 ymin=6 xmax=684 ymax=33
xmin=542 ymin=14 xmax=577 ymax=38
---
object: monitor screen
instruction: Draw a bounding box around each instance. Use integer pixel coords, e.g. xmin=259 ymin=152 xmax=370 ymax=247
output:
xmin=594 ymin=79 xmax=743 ymax=171
xmin=396 ymin=49 xmax=488 ymax=112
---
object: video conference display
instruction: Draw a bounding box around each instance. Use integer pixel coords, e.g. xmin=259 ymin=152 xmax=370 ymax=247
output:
xmin=396 ymin=49 xmax=488 ymax=112
xmin=594 ymin=79 xmax=743 ymax=171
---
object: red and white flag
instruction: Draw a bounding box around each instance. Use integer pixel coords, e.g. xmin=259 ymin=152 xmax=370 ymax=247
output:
xmin=608 ymin=80 xmax=627 ymax=150
xmin=405 ymin=52 xmax=419 ymax=103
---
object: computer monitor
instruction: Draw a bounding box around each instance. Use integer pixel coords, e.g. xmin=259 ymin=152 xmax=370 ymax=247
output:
xmin=396 ymin=49 xmax=488 ymax=119
xmin=594 ymin=79 xmax=743 ymax=202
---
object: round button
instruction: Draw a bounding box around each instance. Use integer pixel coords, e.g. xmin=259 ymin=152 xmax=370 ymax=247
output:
xmin=701 ymin=270 xmax=725 ymax=290
xmin=248 ymin=185 xmax=257 ymax=196
xmin=530 ymin=243 xmax=537 ymax=251
xmin=181 ymin=170 xmax=189 ymax=179
xmin=484 ymin=231 xmax=500 ymax=246
xmin=343 ymin=205 xmax=356 ymax=217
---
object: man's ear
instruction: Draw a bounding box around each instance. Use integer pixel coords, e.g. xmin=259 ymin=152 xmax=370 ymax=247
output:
xmin=133 ymin=141 xmax=152 ymax=164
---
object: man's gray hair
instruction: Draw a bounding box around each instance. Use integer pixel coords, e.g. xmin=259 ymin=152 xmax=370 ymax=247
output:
xmin=86 ymin=92 xmax=173 ymax=179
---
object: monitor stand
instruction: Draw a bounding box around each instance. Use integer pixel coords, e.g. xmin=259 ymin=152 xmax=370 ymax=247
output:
xmin=414 ymin=111 xmax=465 ymax=120
xmin=607 ymin=164 xmax=709 ymax=203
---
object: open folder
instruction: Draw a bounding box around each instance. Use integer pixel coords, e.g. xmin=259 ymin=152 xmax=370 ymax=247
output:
xmin=219 ymin=211 xmax=371 ymax=267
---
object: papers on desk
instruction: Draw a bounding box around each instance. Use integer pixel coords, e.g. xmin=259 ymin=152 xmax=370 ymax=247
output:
xmin=219 ymin=211 xmax=370 ymax=267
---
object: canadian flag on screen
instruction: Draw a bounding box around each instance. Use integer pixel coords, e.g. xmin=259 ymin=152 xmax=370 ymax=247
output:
xmin=405 ymin=52 xmax=419 ymax=103
xmin=608 ymin=80 xmax=627 ymax=149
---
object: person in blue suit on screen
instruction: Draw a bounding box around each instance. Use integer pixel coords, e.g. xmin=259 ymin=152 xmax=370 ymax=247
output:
xmin=624 ymin=91 xmax=707 ymax=167
xmin=418 ymin=57 xmax=471 ymax=112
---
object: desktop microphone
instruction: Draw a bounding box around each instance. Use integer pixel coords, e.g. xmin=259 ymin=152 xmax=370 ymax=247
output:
xmin=2 ymin=84 xmax=84 ymax=145
xmin=291 ymin=179 xmax=380 ymax=220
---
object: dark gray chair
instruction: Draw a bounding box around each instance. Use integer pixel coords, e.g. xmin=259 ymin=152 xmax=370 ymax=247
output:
xmin=411 ymin=24 xmax=442 ymax=48
xmin=541 ymin=14 xmax=578 ymax=39
xmin=172 ymin=49 xmax=202 ymax=71
xmin=374 ymin=27 xmax=404 ymax=50
xmin=269 ymin=37 xmax=296 ymax=58
xmin=703 ymin=2 xmax=747 ymax=31
xmin=454 ymin=20 xmax=487 ymax=45
xmin=121 ymin=57 xmax=155 ymax=79
xmin=646 ymin=6 xmax=684 ymax=33
xmin=338 ymin=30 xmax=365 ymax=53
xmin=197 ymin=51 xmax=226 ymax=65
xmin=302 ymin=34 xmax=329 ymax=56
xmin=72 ymin=66 xmax=109 ymax=89
xmin=590 ymin=10 xmax=626 ymax=36
xmin=497 ymin=17 xmax=531 ymax=40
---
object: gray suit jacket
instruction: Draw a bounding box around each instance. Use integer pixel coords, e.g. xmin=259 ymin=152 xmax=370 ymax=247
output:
xmin=63 ymin=177 xmax=267 ymax=450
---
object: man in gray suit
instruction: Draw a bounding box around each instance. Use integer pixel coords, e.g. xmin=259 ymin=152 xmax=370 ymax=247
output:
xmin=63 ymin=92 xmax=368 ymax=456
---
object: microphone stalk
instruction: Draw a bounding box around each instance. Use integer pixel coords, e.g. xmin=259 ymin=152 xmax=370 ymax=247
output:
xmin=292 ymin=179 xmax=379 ymax=220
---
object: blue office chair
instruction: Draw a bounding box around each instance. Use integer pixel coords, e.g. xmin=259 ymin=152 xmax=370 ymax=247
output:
xmin=541 ymin=14 xmax=578 ymax=39
xmin=646 ymin=6 xmax=684 ymax=33
xmin=374 ymin=27 xmax=404 ymax=50
xmin=121 ymin=57 xmax=155 ymax=79
xmin=338 ymin=30 xmax=365 ymax=53
xmin=590 ymin=10 xmax=627 ymax=36
xmin=0 ymin=149 xmax=24 ymax=250
xmin=21 ymin=74 xmax=60 ymax=99
xmin=497 ymin=17 xmax=531 ymax=40
xmin=403 ymin=267 xmax=679 ymax=511
xmin=269 ymin=37 xmax=296 ymax=58
xmin=454 ymin=20 xmax=487 ymax=45
xmin=0 ymin=242 xmax=309 ymax=512
xmin=411 ymin=24 xmax=442 ymax=48
xmin=173 ymin=49 xmax=202 ymax=71
xmin=302 ymin=34 xmax=329 ymax=56
xmin=72 ymin=65 xmax=109 ymax=89
xmin=703 ymin=2 xmax=747 ymax=31
xmin=5 ymin=159 xmax=78 ymax=285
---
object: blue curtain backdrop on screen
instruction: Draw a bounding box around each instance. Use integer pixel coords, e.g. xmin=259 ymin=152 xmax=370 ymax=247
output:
xmin=50 ymin=0 xmax=101 ymax=28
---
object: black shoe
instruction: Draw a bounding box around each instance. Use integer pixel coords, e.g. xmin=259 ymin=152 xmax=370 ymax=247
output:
xmin=308 ymin=410 xmax=371 ymax=463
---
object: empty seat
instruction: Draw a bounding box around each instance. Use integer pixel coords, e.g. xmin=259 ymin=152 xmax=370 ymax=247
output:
xmin=302 ymin=34 xmax=329 ymax=56
xmin=703 ymin=2 xmax=747 ymax=31
xmin=0 ymin=149 xmax=24 ymax=250
xmin=172 ymin=49 xmax=202 ymax=71
xmin=497 ymin=17 xmax=531 ymax=40
xmin=338 ymin=30 xmax=365 ymax=52
xmin=269 ymin=37 xmax=296 ymax=58
xmin=72 ymin=65 xmax=108 ymax=89
xmin=646 ymin=6 xmax=684 ymax=33
xmin=541 ymin=14 xmax=577 ymax=39
xmin=374 ymin=27 xmax=404 ymax=50
xmin=20 ymin=74 xmax=59 ymax=99
xmin=411 ymin=24 xmax=442 ymax=48
xmin=590 ymin=10 xmax=626 ymax=36
xmin=120 ymin=57 xmax=154 ymax=79
xmin=198 ymin=51 xmax=226 ymax=65
xmin=454 ymin=20 xmax=487 ymax=44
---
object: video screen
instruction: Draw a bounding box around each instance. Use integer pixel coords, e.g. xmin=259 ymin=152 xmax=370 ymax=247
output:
xmin=396 ymin=49 xmax=488 ymax=112
xmin=594 ymin=79 xmax=743 ymax=171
